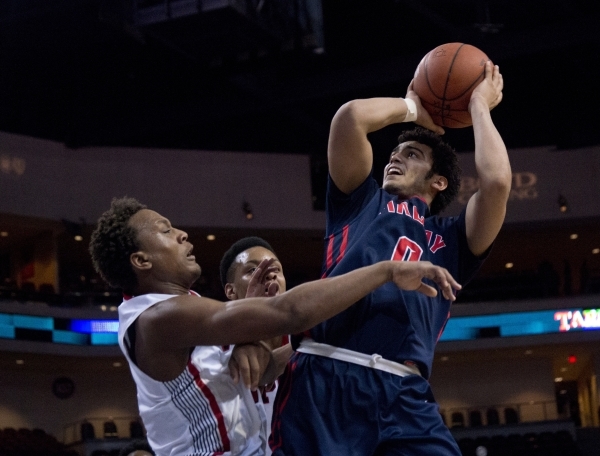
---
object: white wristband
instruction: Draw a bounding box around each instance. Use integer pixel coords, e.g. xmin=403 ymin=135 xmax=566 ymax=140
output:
xmin=403 ymin=98 xmax=418 ymax=123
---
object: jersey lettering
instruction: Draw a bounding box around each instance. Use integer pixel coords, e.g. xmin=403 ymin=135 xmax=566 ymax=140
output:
xmin=385 ymin=200 xmax=423 ymax=224
xmin=396 ymin=201 xmax=411 ymax=216
xmin=425 ymin=230 xmax=433 ymax=245
xmin=386 ymin=201 xmax=447 ymax=256
xmin=412 ymin=206 xmax=424 ymax=225
xmin=430 ymin=234 xmax=446 ymax=253
xmin=391 ymin=236 xmax=423 ymax=262
xmin=425 ymin=230 xmax=447 ymax=254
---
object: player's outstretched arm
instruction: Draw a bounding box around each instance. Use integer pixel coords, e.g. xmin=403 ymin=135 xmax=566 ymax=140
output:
xmin=465 ymin=61 xmax=512 ymax=256
xmin=142 ymin=259 xmax=462 ymax=351
xmin=228 ymin=258 xmax=462 ymax=389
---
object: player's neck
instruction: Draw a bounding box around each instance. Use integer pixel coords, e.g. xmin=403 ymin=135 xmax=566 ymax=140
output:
xmin=394 ymin=191 xmax=431 ymax=207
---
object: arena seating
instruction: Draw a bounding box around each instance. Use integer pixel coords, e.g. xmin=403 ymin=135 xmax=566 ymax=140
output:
xmin=458 ymin=429 xmax=582 ymax=456
xmin=0 ymin=427 xmax=79 ymax=456
xmin=456 ymin=427 xmax=583 ymax=456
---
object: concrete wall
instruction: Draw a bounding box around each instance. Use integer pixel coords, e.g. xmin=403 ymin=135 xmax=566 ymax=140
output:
xmin=431 ymin=357 xmax=558 ymax=424
xmin=0 ymin=131 xmax=324 ymax=230
xmin=0 ymin=362 xmax=138 ymax=442
xmin=2 ymin=130 xmax=600 ymax=229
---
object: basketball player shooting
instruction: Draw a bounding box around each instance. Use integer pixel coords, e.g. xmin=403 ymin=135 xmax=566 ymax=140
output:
xmin=90 ymin=198 xmax=461 ymax=456
xmin=270 ymin=61 xmax=511 ymax=455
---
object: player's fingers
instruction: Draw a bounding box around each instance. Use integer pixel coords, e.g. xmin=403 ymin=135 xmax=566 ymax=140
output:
xmin=437 ymin=267 xmax=461 ymax=290
xmin=248 ymin=355 xmax=261 ymax=391
xmin=422 ymin=112 xmax=445 ymax=135
xmin=496 ymin=69 xmax=503 ymax=90
xmin=428 ymin=267 xmax=462 ymax=299
xmin=440 ymin=281 xmax=457 ymax=301
xmin=492 ymin=64 xmax=499 ymax=79
xmin=229 ymin=358 xmax=240 ymax=384
xmin=256 ymin=258 xmax=276 ymax=275
xmin=435 ymin=271 xmax=454 ymax=301
xmin=258 ymin=268 xmax=279 ymax=289
xmin=266 ymin=281 xmax=279 ymax=297
xmin=407 ymin=79 xmax=415 ymax=92
xmin=236 ymin=356 xmax=252 ymax=389
xmin=248 ymin=260 xmax=266 ymax=286
xmin=440 ymin=270 xmax=461 ymax=301
xmin=254 ymin=259 xmax=276 ymax=281
xmin=417 ymin=282 xmax=438 ymax=298
xmin=264 ymin=266 xmax=279 ymax=277
xmin=247 ymin=259 xmax=277 ymax=296
xmin=485 ymin=61 xmax=494 ymax=80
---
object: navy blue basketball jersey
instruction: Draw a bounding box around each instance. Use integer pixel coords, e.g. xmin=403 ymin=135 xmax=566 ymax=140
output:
xmin=303 ymin=173 xmax=486 ymax=379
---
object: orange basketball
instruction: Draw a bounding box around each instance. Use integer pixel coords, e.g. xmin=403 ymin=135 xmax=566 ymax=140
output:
xmin=412 ymin=43 xmax=490 ymax=128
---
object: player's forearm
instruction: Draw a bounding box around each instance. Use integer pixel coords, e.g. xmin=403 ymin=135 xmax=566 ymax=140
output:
xmin=159 ymin=262 xmax=387 ymax=348
xmin=335 ymin=98 xmax=409 ymax=134
xmin=470 ymin=98 xmax=512 ymax=195
xmin=262 ymin=336 xmax=283 ymax=350
xmin=272 ymin=261 xmax=392 ymax=333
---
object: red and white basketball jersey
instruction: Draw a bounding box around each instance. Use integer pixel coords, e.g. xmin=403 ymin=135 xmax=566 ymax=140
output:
xmin=118 ymin=293 xmax=265 ymax=456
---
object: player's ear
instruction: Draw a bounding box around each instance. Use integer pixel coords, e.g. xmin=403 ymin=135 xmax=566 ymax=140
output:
xmin=130 ymin=251 xmax=152 ymax=272
xmin=431 ymin=175 xmax=448 ymax=192
xmin=224 ymin=283 xmax=238 ymax=300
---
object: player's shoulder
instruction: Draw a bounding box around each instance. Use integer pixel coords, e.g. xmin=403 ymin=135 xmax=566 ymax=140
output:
xmin=424 ymin=212 xmax=465 ymax=242
xmin=138 ymin=293 xmax=205 ymax=320
xmin=426 ymin=213 xmax=454 ymax=225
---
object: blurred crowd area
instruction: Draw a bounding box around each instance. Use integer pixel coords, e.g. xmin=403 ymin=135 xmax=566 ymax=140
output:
xmin=1 ymin=258 xmax=599 ymax=309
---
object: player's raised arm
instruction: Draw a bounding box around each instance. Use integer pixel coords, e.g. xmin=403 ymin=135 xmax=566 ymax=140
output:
xmin=328 ymin=98 xmax=414 ymax=194
xmin=465 ymin=61 xmax=512 ymax=256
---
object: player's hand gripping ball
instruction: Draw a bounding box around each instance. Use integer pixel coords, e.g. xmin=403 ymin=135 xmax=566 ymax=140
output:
xmin=413 ymin=42 xmax=491 ymax=128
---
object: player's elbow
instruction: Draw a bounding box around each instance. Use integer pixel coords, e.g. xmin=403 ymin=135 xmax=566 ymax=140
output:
xmin=332 ymin=100 xmax=363 ymax=130
xmin=482 ymin=167 xmax=512 ymax=198
xmin=480 ymin=177 xmax=511 ymax=205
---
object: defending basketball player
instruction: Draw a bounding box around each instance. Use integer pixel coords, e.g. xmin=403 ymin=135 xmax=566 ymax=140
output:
xmin=221 ymin=237 xmax=295 ymax=456
xmin=270 ymin=61 xmax=511 ymax=455
xmin=89 ymin=197 xmax=461 ymax=456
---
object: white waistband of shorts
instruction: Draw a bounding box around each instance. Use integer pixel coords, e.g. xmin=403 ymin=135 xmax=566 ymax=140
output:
xmin=296 ymin=339 xmax=421 ymax=377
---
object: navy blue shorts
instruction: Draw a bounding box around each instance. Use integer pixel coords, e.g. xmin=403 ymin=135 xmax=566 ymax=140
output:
xmin=270 ymin=352 xmax=461 ymax=456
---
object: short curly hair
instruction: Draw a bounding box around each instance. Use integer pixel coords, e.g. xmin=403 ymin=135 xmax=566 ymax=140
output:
xmin=220 ymin=236 xmax=275 ymax=287
xmin=397 ymin=127 xmax=461 ymax=215
xmin=89 ymin=197 xmax=147 ymax=292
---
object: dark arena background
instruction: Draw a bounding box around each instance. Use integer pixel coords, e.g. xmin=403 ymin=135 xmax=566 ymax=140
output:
xmin=1 ymin=1 xmax=600 ymax=455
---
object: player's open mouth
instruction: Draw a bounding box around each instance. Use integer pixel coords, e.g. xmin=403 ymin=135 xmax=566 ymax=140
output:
xmin=387 ymin=166 xmax=403 ymax=176
xmin=186 ymin=246 xmax=195 ymax=260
